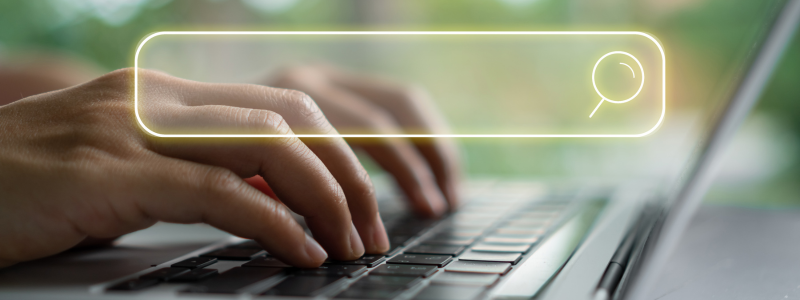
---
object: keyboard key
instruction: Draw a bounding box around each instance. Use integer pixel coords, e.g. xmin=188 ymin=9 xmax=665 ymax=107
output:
xmin=169 ymin=268 xmax=219 ymax=282
xmin=471 ymin=243 xmax=531 ymax=253
xmin=388 ymin=254 xmax=453 ymax=267
xmin=420 ymin=236 xmax=474 ymax=246
xmin=107 ymin=278 xmax=159 ymax=291
xmin=326 ymin=254 xmax=385 ymax=267
xmin=183 ymin=267 xmax=284 ymax=294
xmin=201 ymin=248 xmax=266 ymax=260
xmin=431 ymin=272 xmax=499 ymax=286
xmin=458 ymin=251 xmax=522 ymax=264
xmin=171 ymin=257 xmax=217 ymax=269
xmin=387 ymin=217 xmax=436 ymax=236
xmin=451 ymin=212 xmax=502 ymax=219
xmin=405 ymin=245 xmax=464 ymax=256
xmin=389 ymin=235 xmax=414 ymax=246
xmin=470 ymin=208 xmax=507 ymax=214
xmin=370 ymin=264 xmax=438 ymax=277
xmin=439 ymin=220 xmax=491 ymax=230
xmin=243 ymin=256 xmax=291 ymax=268
xmin=517 ymin=208 xmax=560 ymax=215
xmin=352 ymin=275 xmax=423 ymax=288
xmin=504 ymin=219 xmax=551 ymax=227
xmin=140 ymin=267 xmax=190 ymax=281
xmin=335 ymin=286 xmax=405 ymax=299
xmin=226 ymin=240 xmax=263 ymax=249
xmin=413 ymin=284 xmax=485 ymax=300
xmin=498 ymin=225 xmax=548 ymax=233
xmin=487 ymin=232 xmax=540 ymax=240
xmin=435 ymin=229 xmax=483 ymax=237
xmin=384 ymin=245 xmax=403 ymax=256
xmin=482 ymin=236 xmax=539 ymax=244
xmin=445 ymin=261 xmax=512 ymax=275
xmin=293 ymin=265 xmax=367 ymax=277
xmin=445 ymin=220 xmax=496 ymax=228
xmin=429 ymin=233 xmax=476 ymax=241
xmin=262 ymin=276 xmax=344 ymax=297
xmin=513 ymin=212 xmax=558 ymax=220
xmin=336 ymin=275 xmax=421 ymax=299
xmin=494 ymin=227 xmax=545 ymax=236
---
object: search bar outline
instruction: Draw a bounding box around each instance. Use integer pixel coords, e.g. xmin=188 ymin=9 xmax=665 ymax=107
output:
xmin=134 ymin=31 xmax=665 ymax=138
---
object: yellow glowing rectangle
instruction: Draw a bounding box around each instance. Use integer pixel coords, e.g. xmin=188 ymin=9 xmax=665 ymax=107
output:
xmin=134 ymin=31 xmax=665 ymax=138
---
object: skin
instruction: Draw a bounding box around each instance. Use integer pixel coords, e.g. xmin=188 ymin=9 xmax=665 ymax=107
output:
xmin=0 ymin=65 xmax=460 ymax=269
xmin=270 ymin=65 xmax=461 ymax=215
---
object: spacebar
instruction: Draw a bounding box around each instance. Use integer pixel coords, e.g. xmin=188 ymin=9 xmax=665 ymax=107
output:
xmin=490 ymin=202 xmax=603 ymax=300
xmin=184 ymin=267 xmax=284 ymax=294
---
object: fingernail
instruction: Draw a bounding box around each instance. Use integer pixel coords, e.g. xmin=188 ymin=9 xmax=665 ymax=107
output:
xmin=371 ymin=213 xmax=390 ymax=253
xmin=304 ymin=234 xmax=328 ymax=264
xmin=349 ymin=223 xmax=365 ymax=258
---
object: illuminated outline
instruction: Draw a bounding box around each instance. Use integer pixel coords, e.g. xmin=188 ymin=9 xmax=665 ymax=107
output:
xmin=135 ymin=31 xmax=666 ymax=138
xmin=620 ymin=63 xmax=635 ymax=78
xmin=589 ymin=51 xmax=645 ymax=118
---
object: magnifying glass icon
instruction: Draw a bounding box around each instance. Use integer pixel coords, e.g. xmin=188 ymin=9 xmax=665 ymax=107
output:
xmin=589 ymin=51 xmax=645 ymax=118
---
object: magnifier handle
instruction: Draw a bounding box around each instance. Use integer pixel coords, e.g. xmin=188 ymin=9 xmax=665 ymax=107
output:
xmin=589 ymin=98 xmax=605 ymax=118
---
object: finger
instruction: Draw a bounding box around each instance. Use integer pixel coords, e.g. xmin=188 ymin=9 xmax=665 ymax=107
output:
xmin=360 ymin=139 xmax=449 ymax=217
xmin=316 ymin=66 xmax=461 ymax=208
xmin=145 ymin=104 xmax=364 ymax=260
xmin=411 ymin=139 xmax=462 ymax=210
xmin=131 ymin=153 xmax=328 ymax=268
xmin=273 ymin=76 xmax=447 ymax=217
xmin=244 ymin=175 xmax=280 ymax=201
xmin=177 ymin=80 xmax=388 ymax=254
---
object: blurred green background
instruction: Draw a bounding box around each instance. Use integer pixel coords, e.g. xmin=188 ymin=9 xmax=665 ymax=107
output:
xmin=0 ymin=0 xmax=797 ymax=207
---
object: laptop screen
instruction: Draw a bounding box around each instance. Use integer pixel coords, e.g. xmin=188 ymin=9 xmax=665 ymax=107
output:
xmin=625 ymin=0 xmax=798 ymax=298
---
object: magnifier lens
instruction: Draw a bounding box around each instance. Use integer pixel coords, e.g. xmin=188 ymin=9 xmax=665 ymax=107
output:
xmin=590 ymin=51 xmax=645 ymax=118
xmin=595 ymin=59 xmax=640 ymax=100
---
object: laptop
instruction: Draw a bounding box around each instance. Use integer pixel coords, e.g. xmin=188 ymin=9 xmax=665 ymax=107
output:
xmin=0 ymin=0 xmax=797 ymax=299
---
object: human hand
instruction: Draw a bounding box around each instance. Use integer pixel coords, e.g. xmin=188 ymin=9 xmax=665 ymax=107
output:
xmin=0 ymin=68 xmax=389 ymax=268
xmin=270 ymin=65 xmax=461 ymax=217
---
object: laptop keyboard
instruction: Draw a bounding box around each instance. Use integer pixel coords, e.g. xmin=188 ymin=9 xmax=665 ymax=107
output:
xmin=105 ymin=183 xmax=578 ymax=299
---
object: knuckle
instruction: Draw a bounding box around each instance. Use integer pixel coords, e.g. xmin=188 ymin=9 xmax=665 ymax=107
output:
xmin=329 ymin=179 xmax=347 ymax=207
xmin=282 ymin=89 xmax=334 ymax=134
xmin=97 ymin=67 xmax=134 ymax=84
xmin=383 ymin=83 xmax=428 ymax=114
xmin=396 ymin=84 xmax=427 ymax=101
xmin=283 ymin=137 xmax=315 ymax=162
xmin=358 ymin=168 xmax=377 ymax=200
xmin=64 ymin=145 xmax=107 ymax=163
xmin=201 ymin=168 xmax=243 ymax=198
xmin=272 ymin=66 xmax=322 ymax=88
xmin=243 ymin=109 xmax=293 ymax=135
xmin=361 ymin=107 xmax=396 ymax=131
xmin=286 ymin=90 xmax=321 ymax=116
xmin=258 ymin=201 xmax=292 ymax=230
xmin=398 ymin=86 xmax=427 ymax=111
xmin=272 ymin=67 xmax=303 ymax=86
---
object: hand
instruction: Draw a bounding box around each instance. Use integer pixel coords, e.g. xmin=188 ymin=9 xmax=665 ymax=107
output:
xmin=270 ymin=65 xmax=461 ymax=217
xmin=0 ymin=68 xmax=390 ymax=268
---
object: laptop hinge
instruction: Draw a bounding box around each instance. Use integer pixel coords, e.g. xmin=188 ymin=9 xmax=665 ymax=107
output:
xmin=593 ymin=206 xmax=654 ymax=300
